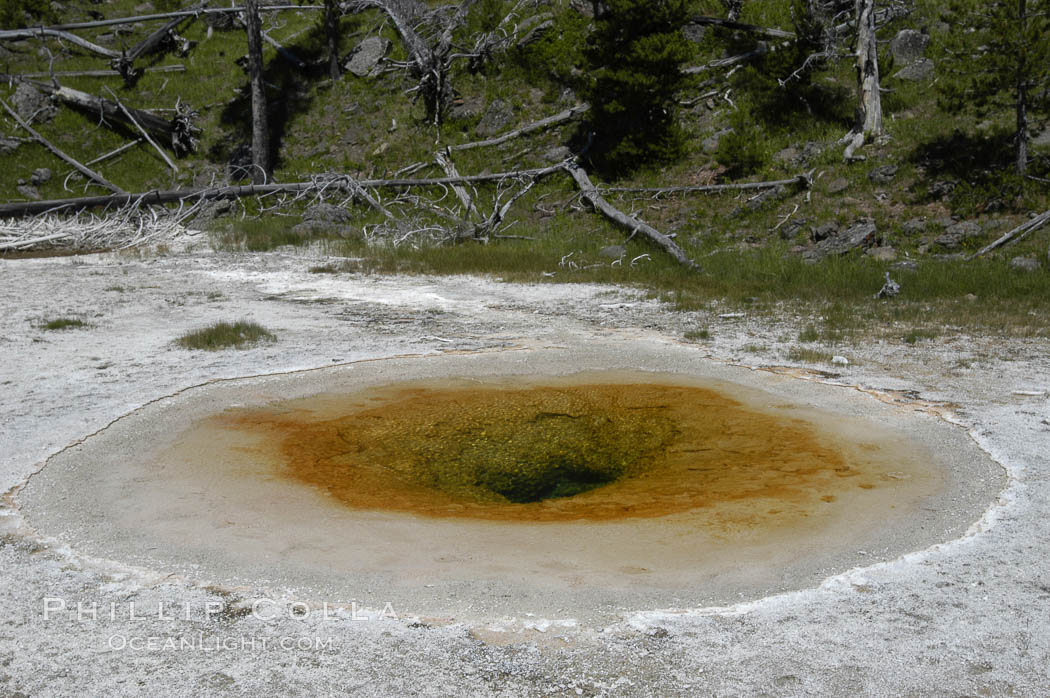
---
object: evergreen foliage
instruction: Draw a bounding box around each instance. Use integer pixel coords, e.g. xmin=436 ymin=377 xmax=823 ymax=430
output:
xmin=0 ymin=0 xmax=56 ymax=28
xmin=938 ymin=0 xmax=1050 ymax=174
xmin=582 ymin=0 xmax=695 ymax=175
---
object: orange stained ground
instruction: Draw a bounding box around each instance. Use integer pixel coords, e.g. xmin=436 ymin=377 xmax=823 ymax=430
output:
xmin=211 ymin=379 xmax=897 ymax=523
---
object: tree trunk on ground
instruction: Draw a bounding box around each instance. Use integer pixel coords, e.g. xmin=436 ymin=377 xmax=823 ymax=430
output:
xmin=244 ymin=0 xmax=271 ymax=183
xmin=854 ymin=0 xmax=882 ymax=137
xmin=1015 ymin=0 xmax=1029 ymax=175
xmin=325 ymin=0 xmax=341 ymax=80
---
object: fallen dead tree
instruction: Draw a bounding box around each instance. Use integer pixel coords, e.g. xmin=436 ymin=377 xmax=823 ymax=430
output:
xmin=563 ymin=162 xmax=695 ymax=268
xmin=602 ymin=173 xmax=812 ymax=196
xmin=19 ymin=79 xmax=200 ymax=156
xmin=967 ymin=210 xmax=1050 ymax=260
xmin=0 ymin=97 xmax=125 ymax=194
xmin=0 ymin=168 xmax=562 ymax=217
xmin=0 ymin=28 xmax=120 ymax=59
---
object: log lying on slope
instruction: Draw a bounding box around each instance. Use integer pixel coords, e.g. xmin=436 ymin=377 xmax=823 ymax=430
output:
xmin=0 ymin=97 xmax=125 ymax=194
xmin=562 ymin=162 xmax=695 ymax=268
xmin=23 ymin=80 xmax=199 ymax=156
xmin=0 ymin=168 xmax=561 ymax=217
xmin=0 ymin=28 xmax=120 ymax=59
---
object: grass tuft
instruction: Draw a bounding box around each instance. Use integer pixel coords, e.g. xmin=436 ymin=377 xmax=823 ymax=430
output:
xmin=786 ymin=347 xmax=834 ymax=364
xmin=176 ymin=321 xmax=277 ymax=351
xmin=41 ymin=317 xmax=86 ymax=331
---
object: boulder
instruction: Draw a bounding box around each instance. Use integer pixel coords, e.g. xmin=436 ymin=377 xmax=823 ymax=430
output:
xmin=810 ymin=222 xmax=839 ymax=242
xmin=890 ymin=29 xmax=929 ymax=64
xmin=901 ymin=218 xmax=927 ymax=234
xmin=475 ymin=99 xmax=514 ymax=137
xmin=868 ymin=165 xmax=898 ymax=185
xmin=346 ymin=37 xmax=391 ymax=77
xmin=599 ymin=245 xmax=626 ymax=259
xmin=928 ymin=180 xmax=956 ymax=199
xmin=0 ymin=134 xmax=20 ymax=155
xmin=893 ymin=58 xmax=935 ymax=81
xmin=934 ymin=220 xmax=982 ymax=249
xmin=808 ymin=218 xmax=877 ymax=258
xmin=30 ymin=167 xmax=52 ymax=186
xmin=17 ymin=185 xmax=41 ymax=200
xmin=13 ymin=83 xmax=55 ymax=124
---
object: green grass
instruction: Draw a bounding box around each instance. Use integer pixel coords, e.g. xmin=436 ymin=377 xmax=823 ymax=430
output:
xmin=786 ymin=347 xmax=834 ymax=364
xmin=40 ymin=317 xmax=86 ymax=330
xmin=684 ymin=328 xmax=711 ymax=341
xmin=176 ymin=321 xmax=276 ymax=350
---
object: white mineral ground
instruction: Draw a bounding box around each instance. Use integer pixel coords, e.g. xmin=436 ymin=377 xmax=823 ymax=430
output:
xmin=1 ymin=231 xmax=1048 ymax=695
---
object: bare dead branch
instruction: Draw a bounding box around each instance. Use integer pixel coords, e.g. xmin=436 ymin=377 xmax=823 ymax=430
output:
xmin=563 ymin=162 xmax=695 ymax=268
xmin=0 ymin=28 xmax=121 ymax=58
xmin=968 ymin=210 xmax=1050 ymax=259
xmin=0 ymin=97 xmax=125 ymax=194
xmin=448 ymin=104 xmax=589 ymax=152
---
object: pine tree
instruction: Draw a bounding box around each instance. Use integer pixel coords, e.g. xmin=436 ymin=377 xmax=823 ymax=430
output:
xmin=583 ymin=0 xmax=694 ymax=175
xmin=939 ymin=0 xmax=1050 ymax=174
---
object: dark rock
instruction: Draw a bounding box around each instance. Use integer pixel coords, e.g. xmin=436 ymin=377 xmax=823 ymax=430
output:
xmin=826 ymin=178 xmax=849 ymax=194
xmin=12 ymin=83 xmax=55 ymax=124
xmin=345 ymin=37 xmax=391 ymax=77
xmin=1009 ymin=256 xmax=1040 ymax=272
xmin=890 ymin=29 xmax=929 ymax=64
xmin=901 ymin=218 xmax=927 ymax=234
xmin=30 ymin=167 xmax=51 ymax=185
xmin=868 ymin=165 xmax=898 ymax=185
xmin=0 ymin=134 xmax=20 ymax=154
xmin=810 ymin=223 xmax=839 ymax=242
xmin=934 ymin=221 xmax=982 ymax=249
xmin=599 ymin=245 xmax=626 ymax=259
xmin=929 ymin=180 xmax=956 ymax=200
xmin=17 ymin=185 xmax=40 ymax=200
xmin=813 ymin=218 xmax=877 ymax=257
xmin=893 ymin=58 xmax=935 ymax=81
xmin=778 ymin=216 xmax=808 ymax=240
xmin=475 ymin=99 xmax=514 ymax=137
xmin=303 ymin=203 xmax=351 ymax=224
xmin=702 ymin=128 xmax=733 ymax=153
